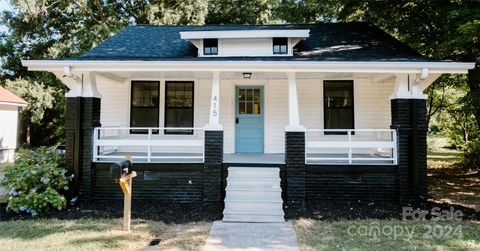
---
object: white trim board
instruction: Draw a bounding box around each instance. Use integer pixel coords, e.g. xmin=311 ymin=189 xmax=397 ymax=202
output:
xmin=22 ymin=60 xmax=474 ymax=74
xmin=180 ymin=29 xmax=310 ymax=39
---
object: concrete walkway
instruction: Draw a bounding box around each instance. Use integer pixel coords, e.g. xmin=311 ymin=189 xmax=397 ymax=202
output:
xmin=204 ymin=221 xmax=299 ymax=251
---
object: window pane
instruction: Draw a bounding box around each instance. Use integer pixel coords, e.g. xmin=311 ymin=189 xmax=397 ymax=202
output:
xmin=273 ymin=37 xmax=288 ymax=54
xmin=239 ymin=89 xmax=246 ymax=102
xmin=239 ymin=102 xmax=246 ymax=114
xmin=246 ymin=101 xmax=253 ymax=114
xmin=254 ymin=102 xmax=261 ymax=114
xmin=254 ymin=89 xmax=260 ymax=102
xmin=324 ymin=81 xmax=354 ymax=131
xmin=246 ymin=89 xmax=253 ymax=101
xmin=204 ymin=39 xmax=218 ymax=55
xmin=165 ymin=82 xmax=194 ymax=134
xmin=130 ymin=81 xmax=159 ymax=133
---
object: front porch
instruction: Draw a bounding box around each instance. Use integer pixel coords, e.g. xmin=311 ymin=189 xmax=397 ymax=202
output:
xmin=92 ymin=127 xmax=397 ymax=165
xmin=57 ymin=69 xmax=434 ymax=203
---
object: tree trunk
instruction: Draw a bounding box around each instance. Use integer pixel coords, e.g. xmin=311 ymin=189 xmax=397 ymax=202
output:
xmin=467 ymin=65 xmax=480 ymax=129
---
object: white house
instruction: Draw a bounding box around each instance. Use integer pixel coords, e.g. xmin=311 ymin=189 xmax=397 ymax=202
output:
xmin=0 ymin=86 xmax=26 ymax=163
xmin=22 ymin=23 xmax=474 ymax=222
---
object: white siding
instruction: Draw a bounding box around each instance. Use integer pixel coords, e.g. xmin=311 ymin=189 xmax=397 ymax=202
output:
xmin=97 ymin=80 xmax=129 ymax=127
xmin=355 ymin=78 xmax=395 ymax=129
xmin=264 ymin=80 xmax=288 ymax=153
xmin=0 ymin=105 xmax=20 ymax=163
xmin=97 ymin=77 xmax=395 ymax=154
xmin=219 ymin=80 xmax=235 ymax=153
xmin=199 ymin=38 xmax=295 ymax=57
xmin=298 ymin=79 xmax=323 ymax=129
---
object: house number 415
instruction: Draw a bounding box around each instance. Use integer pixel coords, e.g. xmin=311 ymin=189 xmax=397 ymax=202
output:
xmin=212 ymin=95 xmax=218 ymax=117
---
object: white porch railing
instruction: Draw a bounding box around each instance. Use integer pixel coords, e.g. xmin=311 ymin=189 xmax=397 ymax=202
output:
xmin=93 ymin=127 xmax=205 ymax=163
xmin=305 ymin=129 xmax=397 ymax=165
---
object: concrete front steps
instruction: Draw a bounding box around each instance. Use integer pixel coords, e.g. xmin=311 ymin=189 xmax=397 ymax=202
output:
xmin=223 ymin=167 xmax=284 ymax=223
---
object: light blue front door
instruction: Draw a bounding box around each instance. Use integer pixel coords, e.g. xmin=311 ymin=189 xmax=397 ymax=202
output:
xmin=235 ymin=86 xmax=264 ymax=153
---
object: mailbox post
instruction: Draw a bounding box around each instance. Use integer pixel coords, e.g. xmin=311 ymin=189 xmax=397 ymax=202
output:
xmin=110 ymin=157 xmax=137 ymax=231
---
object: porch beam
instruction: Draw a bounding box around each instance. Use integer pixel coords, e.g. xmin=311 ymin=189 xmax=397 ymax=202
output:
xmin=82 ymin=72 xmax=102 ymax=98
xmin=95 ymin=72 xmax=125 ymax=84
xmin=286 ymin=72 xmax=305 ymax=131
xmin=205 ymin=71 xmax=223 ymax=130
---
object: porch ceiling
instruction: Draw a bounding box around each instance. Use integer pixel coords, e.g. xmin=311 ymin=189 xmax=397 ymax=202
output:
xmin=95 ymin=71 xmax=396 ymax=81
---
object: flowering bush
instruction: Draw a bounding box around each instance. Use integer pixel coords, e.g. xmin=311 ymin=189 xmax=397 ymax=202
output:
xmin=0 ymin=147 xmax=70 ymax=215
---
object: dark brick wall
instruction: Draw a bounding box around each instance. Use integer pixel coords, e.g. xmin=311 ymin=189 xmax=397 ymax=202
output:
xmin=65 ymin=98 xmax=81 ymax=193
xmin=92 ymin=163 xmax=204 ymax=202
xmin=412 ymin=99 xmax=428 ymax=199
xmin=285 ymin=131 xmax=306 ymax=203
xmin=391 ymin=99 xmax=411 ymax=202
xmin=306 ymin=165 xmax=398 ymax=201
xmin=204 ymin=130 xmax=223 ymax=202
xmin=79 ymin=98 xmax=101 ymax=201
xmin=65 ymin=97 xmax=101 ymax=201
xmin=391 ymin=98 xmax=427 ymax=202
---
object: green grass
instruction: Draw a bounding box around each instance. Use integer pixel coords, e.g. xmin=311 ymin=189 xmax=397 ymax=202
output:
xmin=295 ymin=219 xmax=480 ymax=251
xmin=427 ymin=150 xmax=462 ymax=162
xmin=427 ymin=136 xmax=462 ymax=162
xmin=0 ymin=219 xmax=211 ymax=251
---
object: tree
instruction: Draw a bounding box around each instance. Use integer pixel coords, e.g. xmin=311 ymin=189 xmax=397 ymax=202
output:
xmin=0 ymin=0 xmax=209 ymax=146
xmin=4 ymin=78 xmax=57 ymax=145
xmin=274 ymin=0 xmax=340 ymax=23
xmin=337 ymin=0 xmax=480 ymax=129
xmin=206 ymin=0 xmax=277 ymax=24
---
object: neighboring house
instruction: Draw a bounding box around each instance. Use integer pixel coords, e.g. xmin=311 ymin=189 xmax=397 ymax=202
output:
xmin=0 ymin=86 xmax=26 ymax=163
xmin=22 ymin=23 xmax=473 ymax=222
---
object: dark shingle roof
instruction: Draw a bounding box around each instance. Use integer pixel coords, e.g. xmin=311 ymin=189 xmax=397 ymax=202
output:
xmin=75 ymin=23 xmax=428 ymax=61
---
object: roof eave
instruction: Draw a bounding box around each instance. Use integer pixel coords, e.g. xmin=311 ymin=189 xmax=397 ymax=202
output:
xmin=0 ymin=101 xmax=27 ymax=107
xmin=21 ymin=59 xmax=475 ymax=74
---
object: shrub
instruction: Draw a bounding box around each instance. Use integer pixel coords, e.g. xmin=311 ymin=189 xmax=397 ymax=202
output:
xmin=0 ymin=147 xmax=69 ymax=215
xmin=462 ymin=140 xmax=480 ymax=171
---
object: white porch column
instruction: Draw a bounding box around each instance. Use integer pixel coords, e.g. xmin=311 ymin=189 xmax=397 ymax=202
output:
xmin=286 ymin=72 xmax=305 ymax=131
xmin=205 ymin=71 xmax=223 ymax=130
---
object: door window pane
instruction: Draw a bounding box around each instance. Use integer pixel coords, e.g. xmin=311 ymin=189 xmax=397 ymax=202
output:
xmin=238 ymin=88 xmax=262 ymax=115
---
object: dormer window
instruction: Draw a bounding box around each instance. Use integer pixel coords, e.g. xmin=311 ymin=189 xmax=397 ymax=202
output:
xmin=204 ymin=39 xmax=218 ymax=55
xmin=273 ymin=38 xmax=288 ymax=55
xmin=180 ymin=30 xmax=309 ymax=57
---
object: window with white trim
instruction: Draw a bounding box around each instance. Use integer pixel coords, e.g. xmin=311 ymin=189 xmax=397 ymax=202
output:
xmin=130 ymin=81 xmax=160 ymax=134
xmin=324 ymin=80 xmax=354 ymax=134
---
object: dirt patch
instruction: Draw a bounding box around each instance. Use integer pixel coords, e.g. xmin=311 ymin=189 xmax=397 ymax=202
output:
xmin=0 ymin=201 xmax=223 ymax=223
xmin=285 ymin=200 xmax=480 ymax=221
xmin=428 ymin=160 xmax=480 ymax=211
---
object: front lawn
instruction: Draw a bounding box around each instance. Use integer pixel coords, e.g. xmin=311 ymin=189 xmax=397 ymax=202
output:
xmin=293 ymin=146 xmax=480 ymax=250
xmin=294 ymin=219 xmax=480 ymax=251
xmin=0 ymin=218 xmax=210 ymax=251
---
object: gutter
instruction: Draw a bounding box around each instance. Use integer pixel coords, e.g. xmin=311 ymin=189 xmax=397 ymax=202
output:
xmin=21 ymin=60 xmax=475 ymax=74
xmin=0 ymin=101 xmax=27 ymax=107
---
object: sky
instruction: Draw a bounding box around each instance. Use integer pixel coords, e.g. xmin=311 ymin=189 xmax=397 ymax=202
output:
xmin=0 ymin=0 xmax=13 ymax=33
